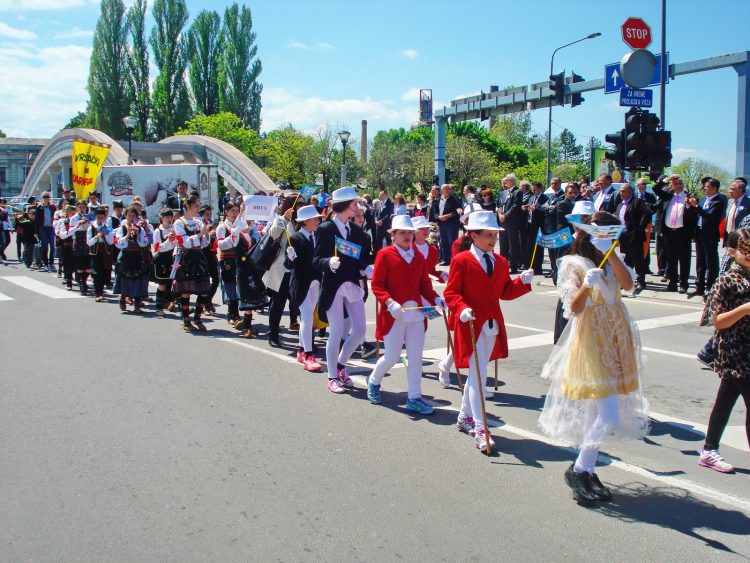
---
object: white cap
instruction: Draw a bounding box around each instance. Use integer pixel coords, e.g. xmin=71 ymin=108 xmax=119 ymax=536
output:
xmin=331 ymin=186 xmax=358 ymax=203
xmin=460 ymin=202 xmax=482 ymax=225
xmin=411 ymin=216 xmax=430 ymax=229
xmin=295 ymin=205 xmax=322 ymax=223
xmin=565 ymin=200 xmax=596 ymax=220
xmin=464 ymin=210 xmax=503 ymax=231
xmin=388 ymin=215 xmax=416 ymax=232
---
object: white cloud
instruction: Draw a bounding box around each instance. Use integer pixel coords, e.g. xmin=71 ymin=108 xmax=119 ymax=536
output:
xmin=0 ymin=21 xmax=37 ymax=41
xmin=287 ymin=40 xmax=334 ymax=51
xmin=54 ymin=27 xmax=94 ymax=39
xmin=400 ymin=49 xmax=418 ymax=59
xmin=0 ymin=0 xmax=97 ymax=10
xmin=401 ymin=87 xmax=421 ymax=101
xmin=672 ymin=147 xmax=733 ymax=171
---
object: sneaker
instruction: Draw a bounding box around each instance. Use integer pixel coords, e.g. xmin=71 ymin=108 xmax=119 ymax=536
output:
xmin=367 ymin=381 xmax=382 ymax=404
xmin=474 ymin=429 xmax=495 ymax=453
xmin=437 ymin=362 xmax=451 ymax=388
xmin=456 ymin=416 xmax=476 ymax=436
xmin=49 ymin=265 xmax=56 ymax=273
xmin=484 ymin=387 xmax=495 ymax=400
xmin=564 ymin=464 xmax=598 ymax=504
xmin=405 ymin=397 xmax=434 ymax=415
xmin=696 ymin=351 xmax=714 ymax=370
xmin=303 ymin=354 xmax=322 ymax=372
xmin=590 ymin=473 xmax=613 ymax=502
xmin=155 ymin=309 xmax=166 ymax=317
xmin=698 ymin=449 xmax=734 ymax=473
xmin=296 ymin=350 xmax=306 ymax=364
xmin=183 ymin=321 xmax=197 ymax=332
xmin=327 ymin=378 xmax=345 ymax=394
xmin=337 ymin=367 xmax=353 ymax=388
xmin=360 ymin=341 xmax=377 ymax=359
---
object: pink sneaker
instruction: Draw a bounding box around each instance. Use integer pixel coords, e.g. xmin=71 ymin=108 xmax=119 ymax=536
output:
xmin=337 ymin=367 xmax=353 ymax=388
xmin=296 ymin=350 xmax=305 ymax=364
xmin=303 ymin=354 xmax=322 ymax=372
xmin=698 ymin=449 xmax=734 ymax=473
xmin=327 ymin=378 xmax=345 ymax=394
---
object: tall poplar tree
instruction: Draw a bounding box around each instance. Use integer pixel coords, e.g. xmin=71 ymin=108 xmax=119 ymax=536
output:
xmin=86 ymin=0 xmax=132 ymax=139
xmin=219 ymin=3 xmax=262 ymax=130
xmin=188 ymin=10 xmax=223 ymax=116
xmin=127 ymin=0 xmax=150 ymax=141
xmin=149 ymin=0 xmax=191 ymax=138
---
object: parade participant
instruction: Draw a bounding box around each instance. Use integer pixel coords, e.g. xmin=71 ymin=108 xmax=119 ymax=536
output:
xmin=351 ymin=202 xmax=377 ymax=359
xmin=286 ymin=205 xmax=324 ymax=371
xmin=151 ymin=208 xmax=176 ymax=316
xmin=697 ymin=228 xmax=750 ymax=474
xmin=313 ymin=186 xmax=373 ymax=394
xmin=539 ymin=211 xmax=649 ymax=504
xmin=55 ymin=205 xmax=76 ymax=290
xmin=444 ymin=211 xmax=534 ymax=452
xmin=16 ymin=210 xmax=37 ymax=268
xmin=172 ymin=193 xmax=212 ymax=332
xmin=199 ymin=205 xmax=220 ymax=315
xmin=52 ymin=198 xmax=68 ymax=277
xmin=367 ymin=215 xmax=444 ymax=413
xmin=216 ymin=202 xmax=242 ymax=326
xmin=69 ymin=200 xmax=92 ymax=294
xmin=86 ymin=207 xmax=114 ymax=302
xmin=114 ymin=205 xmax=149 ymax=313
xmin=411 ymin=215 xmax=448 ymax=284
xmin=234 ymin=216 xmax=269 ymax=338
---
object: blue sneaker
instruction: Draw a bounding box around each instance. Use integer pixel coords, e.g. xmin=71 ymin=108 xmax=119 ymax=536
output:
xmin=405 ymin=397 xmax=434 ymax=415
xmin=367 ymin=381 xmax=382 ymax=404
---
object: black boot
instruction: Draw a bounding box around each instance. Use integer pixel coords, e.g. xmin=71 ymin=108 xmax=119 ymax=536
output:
xmin=590 ymin=473 xmax=613 ymax=502
xmin=564 ymin=464 xmax=598 ymax=504
xmin=268 ymin=333 xmax=281 ymax=348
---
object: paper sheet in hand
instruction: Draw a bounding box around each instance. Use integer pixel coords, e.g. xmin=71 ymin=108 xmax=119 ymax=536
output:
xmin=243 ymin=195 xmax=277 ymax=221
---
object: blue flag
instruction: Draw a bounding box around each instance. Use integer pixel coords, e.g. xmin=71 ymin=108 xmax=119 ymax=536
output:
xmin=567 ymin=218 xmax=625 ymax=240
xmin=335 ymin=236 xmax=362 ymax=259
xmin=300 ymin=185 xmax=319 ymax=200
xmin=535 ymin=228 xmax=574 ymax=249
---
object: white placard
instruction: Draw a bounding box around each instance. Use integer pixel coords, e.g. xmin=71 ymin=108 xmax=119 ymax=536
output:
xmin=243 ymin=195 xmax=277 ymax=221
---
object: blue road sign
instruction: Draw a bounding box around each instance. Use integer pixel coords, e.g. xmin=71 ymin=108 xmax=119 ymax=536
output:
xmin=620 ymin=88 xmax=653 ymax=107
xmin=605 ymin=52 xmax=669 ymax=94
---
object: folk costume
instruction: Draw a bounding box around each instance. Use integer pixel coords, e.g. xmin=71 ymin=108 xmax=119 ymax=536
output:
xmin=172 ymin=216 xmax=212 ymax=331
xmin=55 ymin=214 xmax=75 ymax=290
xmin=86 ymin=219 xmax=115 ymax=300
xmin=202 ymin=218 xmax=220 ymax=314
xmin=216 ymin=217 xmax=242 ymax=324
xmin=69 ymin=212 xmax=92 ymax=294
xmin=114 ymin=219 xmax=149 ymax=311
xmin=235 ymin=227 xmax=270 ymax=337
xmin=151 ymin=224 xmax=176 ymax=314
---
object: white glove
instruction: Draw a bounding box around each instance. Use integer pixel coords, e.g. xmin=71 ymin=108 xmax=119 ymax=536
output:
xmin=459 ymin=308 xmax=475 ymax=323
xmin=286 ymin=246 xmax=297 ymax=261
xmin=440 ymin=271 xmax=449 ymax=282
xmin=364 ymin=264 xmax=374 ymax=280
xmin=434 ymin=296 xmax=446 ymax=311
xmin=387 ymin=301 xmax=402 ymax=319
xmin=583 ymin=268 xmax=604 ymax=289
xmin=329 ymin=256 xmax=341 ymax=272
xmin=519 ymin=269 xmax=535 ymax=284
xmin=592 ymin=237 xmax=614 ymax=254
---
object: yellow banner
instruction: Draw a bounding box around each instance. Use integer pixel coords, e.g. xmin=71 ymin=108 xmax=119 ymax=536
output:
xmin=72 ymin=137 xmax=110 ymax=201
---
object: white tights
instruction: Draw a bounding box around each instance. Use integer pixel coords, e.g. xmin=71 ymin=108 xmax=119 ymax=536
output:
xmin=325 ymin=294 xmax=366 ymax=379
xmin=298 ymin=281 xmax=320 ymax=353
xmin=458 ymin=327 xmax=495 ymax=433
xmin=574 ymin=395 xmax=620 ymax=474
xmin=368 ymin=319 xmax=426 ymax=400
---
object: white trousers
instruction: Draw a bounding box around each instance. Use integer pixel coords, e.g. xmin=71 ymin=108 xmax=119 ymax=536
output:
xmin=458 ymin=328 xmax=495 ymax=433
xmin=325 ymin=294 xmax=366 ymax=379
xmin=574 ymin=395 xmax=620 ymax=474
xmin=298 ymin=281 xmax=320 ymax=353
xmin=368 ymin=319 xmax=426 ymax=399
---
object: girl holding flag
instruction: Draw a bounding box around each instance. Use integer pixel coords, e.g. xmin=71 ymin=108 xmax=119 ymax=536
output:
xmin=538 ymin=211 xmax=649 ymax=504
xmin=86 ymin=206 xmax=114 ymax=302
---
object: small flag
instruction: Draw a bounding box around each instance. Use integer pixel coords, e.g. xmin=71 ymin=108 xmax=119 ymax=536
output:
xmin=421 ymin=306 xmax=442 ymax=320
xmin=300 ymin=185 xmax=319 ymax=200
xmin=535 ymin=228 xmax=574 ymax=249
xmin=334 ymin=236 xmax=362 ymax=259
xmin=568 ymin=218 xmax=625 ymax=240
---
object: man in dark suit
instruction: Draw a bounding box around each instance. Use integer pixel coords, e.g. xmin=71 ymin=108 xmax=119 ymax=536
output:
xmin=690 ymin=177 xmax=727 ymax=296
xmin=373 ymin=190 xmax=393 ymax=253
xmin=34 ymin=191 xmax=57 ymax=271
xmin=616 ymin=183 xmax=651 ymax=291
xmin=427 ymin=185 xmax=440 ymax=223
xmin=165 ymin=181 xmax=189 ymax=214
xmin=594 ymin=174 xmax=618 ymax=214
xmin=634 ymin=178 xmax=657 ymax=273
xmin=724 ymin=177 xmax=750 ymax=245
xmin=540 ymin=177 xmax=564 ymax=278
xmin=499 ymin=174 xmax=526 ymax=273
xmin=495 ymin=180 xmax=510 ymax=258
xmin=436 ymin=184 xmax=461 ymax=264
xmin=653 ymin=174 xmax=697 ymax=293
xmin=524 ymin=181 xmax=548 ymax=273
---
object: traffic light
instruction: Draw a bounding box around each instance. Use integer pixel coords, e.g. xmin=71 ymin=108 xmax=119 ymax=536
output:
xmin=549 ymin=71 xmax=565 ymax=106
xmin=625 ymin=108 xmax=644 ymax=169
xmin=636 ymin=111 xmax=672 ymax=173
xmin=652 ymin=130 xmax=672 ymax=170
xmin=604 ymin=129 xmax=626 ymax=170
xmin=570 ymin=72 xmax=585 ymax=107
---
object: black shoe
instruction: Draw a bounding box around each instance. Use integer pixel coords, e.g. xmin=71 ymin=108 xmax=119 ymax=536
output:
xmin=634 ymin=281 xmax=645 ymax=293
xmin=688 ymin=289 xmax=704 ymax=298
xmin=360 ymin=341 xmax=377 ymax=359
xmin=678 ymin=287 xmax=688 ymax=294
xmin=269 ymin=334 xmax=281 ymax=348
xmin=697 ymin=351 xmax=715 ymax=370
xmin=564 ymin=464 xmax=598 ymax=504
xmin=589 ymin=473 xmax=613 ymax=502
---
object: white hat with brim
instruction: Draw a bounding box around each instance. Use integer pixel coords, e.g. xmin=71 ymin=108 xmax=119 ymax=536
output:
xmin=388 ymin=215 xmax=416 ymax=233
xmin=295 ymin=205 xmax=322 ymax=223
xmin=565 ymin=200 xmax=596 ymax=220
xmin=411 ymin=216 xmax=430 ymax=229
xmin=460 ymin=202 xmax=482 ymax=225
xmin=331 ymin=186 xmax=358 ymax=203
xmin=464 ymin=210 xmax=503 ymax=231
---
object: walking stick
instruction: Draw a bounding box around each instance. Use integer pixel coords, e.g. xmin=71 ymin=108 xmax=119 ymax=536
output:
xmin=494 ymin=359 xmax=498 ymax=391
xmin=441 ymin=309 xmax=463 ymax=391
xmin=469 ymin=320 xmax=492 ymax=455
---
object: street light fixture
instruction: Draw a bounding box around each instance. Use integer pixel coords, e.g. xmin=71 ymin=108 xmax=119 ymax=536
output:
xmin=546 ymin=32 xmax=601 ymax=184
xmin=337 ymin=130 xmax=350 ymax=187
xmin=122 ymin=116 xmax=137 ymax=163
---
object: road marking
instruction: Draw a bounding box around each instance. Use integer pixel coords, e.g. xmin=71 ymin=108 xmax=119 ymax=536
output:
xmin=535 ymin=287 xmax=704 ymax=310
xmin=506 ymin=323 xmax=548 ymax=333
xmin=642 ymin=346 xmax=694 ymax=359
xmin=0 ymin=291 xmax=13 ymax=301
xmin=0 ymin=276 xmax=82 ymax=299
xmin=635 ymin=311 xmax=700 ymax=330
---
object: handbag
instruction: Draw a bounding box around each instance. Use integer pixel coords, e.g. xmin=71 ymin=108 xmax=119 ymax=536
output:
xmin=249 ymin=230 xmax=282 ymax=271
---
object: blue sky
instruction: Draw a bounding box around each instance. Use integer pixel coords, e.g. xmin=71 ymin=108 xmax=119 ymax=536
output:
xmin=0 ymin=0 xmax=747 ymax=172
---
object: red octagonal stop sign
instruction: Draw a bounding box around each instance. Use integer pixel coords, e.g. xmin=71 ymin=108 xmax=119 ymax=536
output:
xmin=621 ymin=17 xmax=652 ymax=49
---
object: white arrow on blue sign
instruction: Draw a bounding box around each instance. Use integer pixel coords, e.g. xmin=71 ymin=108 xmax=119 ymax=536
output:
xmin=605 ymin=52 xmax=669 ymax=94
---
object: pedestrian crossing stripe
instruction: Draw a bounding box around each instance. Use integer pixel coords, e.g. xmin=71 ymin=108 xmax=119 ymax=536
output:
xmin=0 ymin=276 xmax=83 ymax=299
xmin=0 ymin=291 xmax=12 ymax=301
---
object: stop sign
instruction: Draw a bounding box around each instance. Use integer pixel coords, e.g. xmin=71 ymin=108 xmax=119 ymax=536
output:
xmin=621 ymin=17 xmax=652 ymax=49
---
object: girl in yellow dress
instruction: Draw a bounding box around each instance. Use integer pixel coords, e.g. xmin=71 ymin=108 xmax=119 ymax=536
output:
xmin=539 ymin=211 xmax=649 ymax=504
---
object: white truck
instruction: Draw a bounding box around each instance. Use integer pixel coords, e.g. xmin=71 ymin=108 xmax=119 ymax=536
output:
xmin=99 ymin=164 xmax=220 ymax=223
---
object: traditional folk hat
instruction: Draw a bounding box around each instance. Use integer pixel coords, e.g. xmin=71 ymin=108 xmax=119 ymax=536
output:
xmin=460 ymin=202 xmax=482 ymax=225
xmin=331 ymin=186 xmax=358 ymax=203
xmin=411 ymin=216 xmax=430 ymax=229
xmin=295 ymin=205 xmax=322 ymax=223
xmin=388 ymin=215 xmax=416 ymax=233
xmin=464 ymin=210 xmax=503 ymax=231
xmin=565 ymin=200 xmax=596 ymax=223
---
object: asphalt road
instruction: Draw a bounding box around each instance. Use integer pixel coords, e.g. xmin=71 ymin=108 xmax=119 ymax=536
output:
xmin=1 ymin=253 xmax=748 ymax=562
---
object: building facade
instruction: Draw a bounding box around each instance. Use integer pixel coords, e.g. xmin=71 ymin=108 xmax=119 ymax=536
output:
xmin=0 ymin=138 xmax=50 ymax=198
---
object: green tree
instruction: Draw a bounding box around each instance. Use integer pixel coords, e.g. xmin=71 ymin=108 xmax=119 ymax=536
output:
xmin=188 ymin=10 xmax=223 ymax=116
xmin=127 ymin=0 xmax=150 ymax=141
xmin=176 ymin=112 xmax=260 ymax=158
xmin=150 ymin=0 xmax=191 ymax=139
xmin=86 ymin=0 xmax=132 ymax=139
xmin=259 ymin=125 xmax=314 ymax=188
xmin=490 ymin=111 xmax=533 ymax=148
xmin=62 ymin=111 xmax=89 ymax=130
xmin=0 ymin=129 xmax=6 ymax=138
xmin=558 ymin=128 xmax=583 ymax=162
xmin=446 ymin=135 xmax=495 ymax=187
xmin=219 ymin=3 xmax=262 ymax=130
xmin=671 ymin=158 xmax=731 ymax=196
xmin=449 ymin=121 xmax=528 ymax=168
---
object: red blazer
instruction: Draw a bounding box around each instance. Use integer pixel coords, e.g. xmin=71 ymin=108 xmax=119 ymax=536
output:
xmin=372 ymin=245 xmax=438 ymax=340
xmin=451 ymin=235 xmax=471 ymax=259
xmin=444 ymin=250 xmax=531 ymax=369
xmin=413 ymin=241 xmax=444 ymax=282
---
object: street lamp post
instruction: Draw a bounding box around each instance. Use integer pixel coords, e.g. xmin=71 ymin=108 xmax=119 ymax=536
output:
xmin=546 ymin=32 xmax=601 ymax=184
xmin=122 ymin=116 xmax=137 ymax=164
xmin=337 ymin=130 xmax=350 ymax=187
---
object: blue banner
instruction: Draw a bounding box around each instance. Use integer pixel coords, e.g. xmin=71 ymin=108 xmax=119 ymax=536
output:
xmin=300 ymin=185 xmax=319 ymax=200
xmin=535 ymin=228 xmax=574 ymax=249
xmin=335 ymin=236 xmax=362 ymax=259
